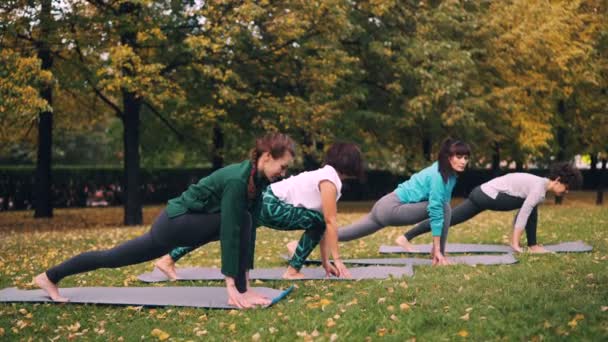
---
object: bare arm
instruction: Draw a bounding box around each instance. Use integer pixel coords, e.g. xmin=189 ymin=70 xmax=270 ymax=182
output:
xmin=319 ymin=180 xmax=351 ymax=278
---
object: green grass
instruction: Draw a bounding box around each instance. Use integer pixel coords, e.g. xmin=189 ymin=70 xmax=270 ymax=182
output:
xmin=0 ymin=195 xmax=607 ymax=341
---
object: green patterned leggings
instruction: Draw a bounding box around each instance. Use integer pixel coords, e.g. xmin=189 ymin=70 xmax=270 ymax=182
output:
xmin=168 ymin=187 xmax=326 ymax=270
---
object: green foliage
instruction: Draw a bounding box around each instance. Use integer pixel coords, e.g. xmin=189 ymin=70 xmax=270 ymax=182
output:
xmin=0 ymin=0 xmax=606 ymax=168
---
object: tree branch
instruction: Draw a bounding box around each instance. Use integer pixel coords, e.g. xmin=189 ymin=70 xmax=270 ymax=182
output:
xmin=142 ymin=101 xmax=185 ymax=142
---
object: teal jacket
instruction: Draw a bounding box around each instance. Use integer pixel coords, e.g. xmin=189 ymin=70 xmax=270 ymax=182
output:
xmin=166 ymin=160 xmax=268 ymax=277
xmin=394 ymin=162 xmax=456 ymax=236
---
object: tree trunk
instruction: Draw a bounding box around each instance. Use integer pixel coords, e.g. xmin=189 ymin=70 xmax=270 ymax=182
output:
xmin=302 ymin=132 xmax=320 ymax=171
xmin=555 ymin=100 xmax=567 ymax=205
xmin=120 ymin=1 xmax=143 ymax=226
xmin=34 ymin=0 xmax=53 ymax=218
xmin=422 ymin=134 xmax=432 ymax=162
xmin=211 ymin=123 xmax=224 ymax=171
xmin=122 ymin=91 xmax=143 ymax=225
xmin=491 ymin=142 xmax=500 ymax=177
xmin=598 ymin=157 xmax=606 ymax=206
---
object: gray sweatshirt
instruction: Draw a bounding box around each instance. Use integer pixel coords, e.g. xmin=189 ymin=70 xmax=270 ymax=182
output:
xmin=480 ymin=173 xmax=549 ymax=230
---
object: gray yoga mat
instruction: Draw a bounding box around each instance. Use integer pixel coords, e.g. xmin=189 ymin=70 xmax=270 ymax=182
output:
xmin=282 ymin=253 xmax=518 ymax=266
xmin=379 ymin=240 xmax=593 ymax=254
xmin=0 ymin=286 xmax=293 ymax=309
xmin=138 ymin=265 xmax=413 ymax=283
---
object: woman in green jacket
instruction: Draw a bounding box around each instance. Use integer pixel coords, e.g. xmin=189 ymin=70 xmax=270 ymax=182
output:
xmin=34 ymin=133 xmax=295 ymax=309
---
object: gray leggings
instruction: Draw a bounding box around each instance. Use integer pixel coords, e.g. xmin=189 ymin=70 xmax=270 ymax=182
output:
xmin=338 ymin=192 xmax=452 ymax=253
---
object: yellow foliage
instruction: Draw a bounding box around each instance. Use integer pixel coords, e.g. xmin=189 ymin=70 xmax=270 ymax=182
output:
xmin=0 ymin=49 xmax=53 ymax=151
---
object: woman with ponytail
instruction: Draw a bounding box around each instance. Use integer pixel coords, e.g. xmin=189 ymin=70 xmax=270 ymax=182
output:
xmin=34 ymin=133 xmax=296 ymax=309
xmin=335 ymin=138 xmax=470 ymax=265
xmin=158 ymin=142 xmax=365 ymax=280
xmin=399 ymin=162 xmax=582 ymax=253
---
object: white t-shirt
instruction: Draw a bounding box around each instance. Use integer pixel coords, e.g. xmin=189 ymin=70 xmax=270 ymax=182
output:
xmin=480 ymin=173 xmax=549 ymax=230
xmin=270 ymin=165 xmax=342 ymax=213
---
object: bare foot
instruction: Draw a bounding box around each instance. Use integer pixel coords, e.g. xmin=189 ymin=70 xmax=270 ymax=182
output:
xmin=286 ymin=240 xmax=298 ymax=258
xmin=34 ymin=273 xmax=69 ymax=302
xmin=395 ymin=235 xmax=419 ymax=252
xmin=282 ymin=266 xmax=305 ymax=280
xmin=510 ymin=244 xmax=524 ymax=253
xmin=528 ymin=245 xmax=552 ymax=254
xmin=155 ymin=255 xmax=178 ymax=280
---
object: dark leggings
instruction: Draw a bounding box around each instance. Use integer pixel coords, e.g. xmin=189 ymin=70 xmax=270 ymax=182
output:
xmin=46 ymin=210 xmax=252 ymax=292
xmin=404 ymin=186 xmax=538 ymax=246
xmin=169 ymin=187 xmax=325 ymax=271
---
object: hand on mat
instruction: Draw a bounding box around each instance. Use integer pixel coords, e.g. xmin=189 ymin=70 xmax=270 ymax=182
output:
xmin=226 ymin=285 xmax=254 ymax=309
xmin=334 ymin=260 xmax=352 ymax=278
xmin=322 ymin=261 xmax=339 ymax=278
xmin=244 ymin=290 xmax=272 ymax=307
xmin=432 ymin=253 xmax=452 ymax=266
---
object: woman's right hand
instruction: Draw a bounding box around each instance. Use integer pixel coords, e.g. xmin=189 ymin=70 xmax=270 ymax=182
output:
xmin=225 ymin=277 xmax=253 ymax=309
xmin=322 ymin=261 xmax=339 ymax=278
xmin=432 ymin=252 xmax=451 ymax=266
xmin=226 ymin=285 xmax=253 ymax=309
xmin=333 ymin=260 xmax=352 ymax=278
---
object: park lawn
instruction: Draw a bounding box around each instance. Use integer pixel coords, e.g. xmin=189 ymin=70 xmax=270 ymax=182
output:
xmin=0 ymin=196 xmax=607 ymax=341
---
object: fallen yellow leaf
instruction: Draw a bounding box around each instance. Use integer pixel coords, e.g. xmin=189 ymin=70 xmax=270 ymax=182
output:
xmin=67 ymin=322 xmax=80 ymax=333
xmin=400 ymin=303 xmax=411 ymax=311
xmin=346 ymin=298 xmax=358 ymax=306
xmin=151 ymin=328 xmax=170 ymax=341
xmin=458 ymin=330 xmax=469 ymax=337
xmin=460 ymin=313 xmax=470 ymax=321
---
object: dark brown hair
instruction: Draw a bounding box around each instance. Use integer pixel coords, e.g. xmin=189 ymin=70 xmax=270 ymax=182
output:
xmin=323 ymin=142 xmax=365 ymax=181
xmin=248 ymin=133 xmax=296 ymax=199
xmin=437 ymin=138 xmax=471 ymax=183
xmin=548 ymin=162 xmax=582 ymax=190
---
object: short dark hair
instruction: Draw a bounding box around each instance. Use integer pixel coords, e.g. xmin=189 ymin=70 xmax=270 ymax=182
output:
xmin=324 ymin=142 xmax=365 ymax=181
xmin=548 ymin=162 xmax=582 ymax=190
xmin=437 ymin=138 xmax=471 ymax=183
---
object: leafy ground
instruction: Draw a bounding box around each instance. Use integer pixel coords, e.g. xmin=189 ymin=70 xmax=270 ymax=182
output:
xmin=0 ymin=192 xmax=607 ymax=341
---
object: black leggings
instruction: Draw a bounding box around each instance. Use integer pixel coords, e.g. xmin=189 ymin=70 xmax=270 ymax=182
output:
xmin=46 ymin=210 xmax=252 ymax=292
xmin=404 ymin=186 xmax=538 ymax=246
